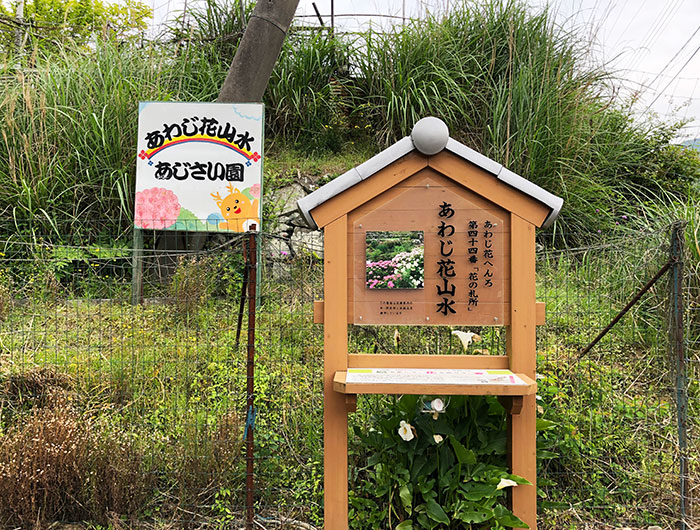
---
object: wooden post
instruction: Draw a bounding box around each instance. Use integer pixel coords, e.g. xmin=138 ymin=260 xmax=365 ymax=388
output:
xmin=131 ymin=228 xmax=144 ymax=305
xmin=507 ymin=214 xmax=538 ymax=528
xmin=323 ymin=215 xmax=349 ymax=530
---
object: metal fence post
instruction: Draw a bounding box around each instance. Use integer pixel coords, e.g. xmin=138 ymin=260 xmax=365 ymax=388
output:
xmin=245 ymin=230 xmax=258 ymax=530
xmin=670 ymin=221 xmax=688 ymax=530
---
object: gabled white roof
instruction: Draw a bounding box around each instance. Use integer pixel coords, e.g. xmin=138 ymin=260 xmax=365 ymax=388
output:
xmin=297 ymin=117 xmax=563 ymax=229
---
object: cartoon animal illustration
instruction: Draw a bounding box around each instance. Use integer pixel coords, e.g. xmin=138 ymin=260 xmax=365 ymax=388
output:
xmin=211 ymin=184 xmax=260 ymax=231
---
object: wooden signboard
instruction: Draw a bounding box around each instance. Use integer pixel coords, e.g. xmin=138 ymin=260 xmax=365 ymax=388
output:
xmin=299 ymin=117 xmax=563 ymax=530
xmin=350 ymin=169 xmax=509 ymax=325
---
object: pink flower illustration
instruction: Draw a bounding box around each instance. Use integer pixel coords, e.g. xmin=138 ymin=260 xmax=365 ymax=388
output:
xmin=249 ymin=183 xmax=261 ymax=199
xmin=134 ymin=187 xmax=181 ymax=229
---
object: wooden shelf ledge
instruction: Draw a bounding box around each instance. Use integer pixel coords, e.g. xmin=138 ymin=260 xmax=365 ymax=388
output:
xmin=333 ymin=368 xmax=536 ymax=396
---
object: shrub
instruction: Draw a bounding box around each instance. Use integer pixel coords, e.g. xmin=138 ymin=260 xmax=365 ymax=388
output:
xmin=349 ymin=395 xmax=528 ymax=529
xmin=0 ymin=405 xmax=90 ymax=525
xmin=366 ymin=246 xmax=424 ymax=289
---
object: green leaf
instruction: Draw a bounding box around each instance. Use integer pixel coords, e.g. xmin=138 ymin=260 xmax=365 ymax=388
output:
xmin=399 ymin=484 xmax=413 ymax=515
xmin=449 ymin=435 xmax=477 ymax=465
xmin=454 ymin=501 xmax=493 ymax=524
xmin=536 ymin=418 xmax=556 ymax=431
xmin=425 ymin=499 xmax=450 ymax=525
xmin=417 ymin=478 xmax=436 ymax=495
xmin=417 ymin=457 xmax=437 ymax=480
xmin=416 ymin=513 xmax=432 ymax=529
xmin=461 ymin=482 xmax=498 ymax=501
xmin=395 ymin=521 xmax=413 ymax=530
xmin=398 ymin=394 xmax=420 ymax=415
xmin=505 ymin=473 xmax=531 ymax=486
xmin=493 ymin=505 xmax=529 ymax=528
xmin=479 ymin=433 xmax=507 ymax=455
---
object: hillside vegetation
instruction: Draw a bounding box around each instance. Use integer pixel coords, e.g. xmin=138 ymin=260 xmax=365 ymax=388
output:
xmin=0 ymin=0 xmax=697 ymax=243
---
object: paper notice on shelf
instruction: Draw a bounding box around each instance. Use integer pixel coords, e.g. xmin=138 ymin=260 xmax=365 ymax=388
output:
xmin=345 ymin=368 xmax=527 ymax=386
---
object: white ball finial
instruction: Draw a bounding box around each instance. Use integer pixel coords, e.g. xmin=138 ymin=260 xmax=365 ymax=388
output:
xmin=411 ymin=117 xmax=449 ymax=155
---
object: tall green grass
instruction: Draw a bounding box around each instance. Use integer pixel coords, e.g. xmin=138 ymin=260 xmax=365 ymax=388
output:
xmin=266 ymin=32 xmax=354 ymax=150
xmin=0 ymin=0 xmax=697 ymax=242
xmin=0 ymin=42 xmax=228 ymax=238
xmin=353 ymin=1 xmax=699 ymax=235
xmin=0 ymin=45 xmax=155 ymax=232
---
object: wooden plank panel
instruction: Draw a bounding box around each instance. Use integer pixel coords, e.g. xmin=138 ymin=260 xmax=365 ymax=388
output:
xmin=508 ymin=215 xmax=536 ymax=374
xmin=311 ymin=152 xmax=428 ymax=228
xmin=349 ymin=176 xmax=511 ymax=326
xmin=352 ymin=300 xmax=508 ymax=326
xmin=351 ymin=169 xmax=504 ymax=216
xmin=347 ymin=226 xmax=355 ymax=322
xmin=348 ymin=354 xmax=510 ymax=369
xmin=536 ymin=302 xmax=545 ymax=326
xmin=333 ymin=371 xmax=537 ymax=396
xmin=323 ymin=216 xmax=349 ymax=530
xmin=507 ymin=214 xmax=538 ymax=529
xmin=429 ymin=151 xmax=549 ymax=227
xmin=314 ymin=300 xmax=324 ymax=324
xmin=350 ymin=277 xmax=511 ymax=299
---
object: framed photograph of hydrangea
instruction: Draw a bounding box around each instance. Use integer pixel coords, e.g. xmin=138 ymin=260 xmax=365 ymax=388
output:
xmin=365 ymin=231 xmax=424 ymax=289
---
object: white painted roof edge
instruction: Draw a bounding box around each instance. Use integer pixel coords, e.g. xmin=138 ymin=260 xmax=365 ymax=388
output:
xmin=444 ymin=138 xmax=502 ymax=175
xmin=296 ymin=118 xmax=563 ymax=229
xmin=445 ymin=139 xmax=563 ymax=226
xmin=496 ymin=167 xmax=564 ymax=228
xmin=296 ymin=137 xmax=414 ymax=228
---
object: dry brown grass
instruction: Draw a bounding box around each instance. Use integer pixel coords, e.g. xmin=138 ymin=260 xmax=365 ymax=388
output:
xmin=0 ymin=368 xmax=154 ymax=528
xmin=0 ymin=405 xmax=91 ymax=526
xmin=2 ymin=367 xmax=74 ymax=410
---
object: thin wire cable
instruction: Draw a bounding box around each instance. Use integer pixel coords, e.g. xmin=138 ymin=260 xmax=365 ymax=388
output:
xmin=644 ymin=42 xmax=700 ymax=112
xmin=644 ymin=25 xmax=700 ymax=94
xmin=625 ymin=0 xmax=683 ymax=73
xmin=613 ymin=0 xmax=649 ymax=48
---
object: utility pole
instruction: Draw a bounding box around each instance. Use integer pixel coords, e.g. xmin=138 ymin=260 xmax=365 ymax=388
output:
xmin=217 ymin=0 xmax=300 ymax=103
xmin=180 ymin=0 xmax=298 ymax=251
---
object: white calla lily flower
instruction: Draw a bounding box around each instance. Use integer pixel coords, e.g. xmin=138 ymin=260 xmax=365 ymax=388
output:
xmin=451 ymin=330 xmax=481 ymax=350
xmin=496 ymin=478 xmax=518 ymax=490
xmin=398 ymin=420 xmax=415 ymax=442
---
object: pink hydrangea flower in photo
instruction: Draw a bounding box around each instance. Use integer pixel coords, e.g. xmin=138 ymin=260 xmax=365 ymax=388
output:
xmin=134 ymin=187 xmax=181 ymax=229
xmin=249 ymin=183 xmax=261 ymax=199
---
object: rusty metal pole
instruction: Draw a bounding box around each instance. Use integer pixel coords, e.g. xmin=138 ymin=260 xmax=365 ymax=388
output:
xmin=577 ymin=259 xmax=673 ymax=360
xmin=670 ymin=221 xmax=688 ymax=530
xmin=245 ymin=229 xmax=257 ymax=530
